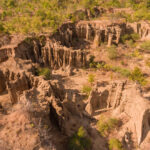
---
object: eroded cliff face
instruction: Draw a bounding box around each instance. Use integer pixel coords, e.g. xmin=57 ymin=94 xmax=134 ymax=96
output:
xmin=56 ymin=20 xmax=126 ymax=48
xmin=85 ymin=80 xmax=150 ymax=147
xmin=127 ymin=21 xmax=150 ymax=40
xmin=0 ymin=36 xmax=88 ymax=68
xmin=1 ymin=19 xmax=150 ymax=69
xmin=1 ymin=18 xmax=150 ymax=150
xmin=0 ymin=57 xmax=87 ymax=150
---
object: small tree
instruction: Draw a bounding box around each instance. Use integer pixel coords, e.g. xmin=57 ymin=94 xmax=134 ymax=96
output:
xmin=97 ymin=116 xmax=119 ymax=137
xmin=36 ymin=67 xmax=51 ymax=80
xmin=107 ymin=45 xmax=118 ymax=60
xmin=109 ymin=138 xmax=123 ymax=150
xmin=130 ymin=67 xmax=147 ymax=86
xmin=88 ymin=74 xmax=95 ymax=84
xmin=82 ymin=85 xmax=92 ymax=96
xmin=68 ymin=126 xmax=91 ymax=150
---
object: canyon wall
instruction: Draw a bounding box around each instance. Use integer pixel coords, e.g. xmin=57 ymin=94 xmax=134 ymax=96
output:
xmin=0 ymin=37 xmax=88 ymax=68
xmin=56 ymin=20 xmax=126 ymax=48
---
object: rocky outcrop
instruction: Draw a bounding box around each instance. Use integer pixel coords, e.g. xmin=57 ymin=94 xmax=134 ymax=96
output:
xmin=0 ymin=47 xmax=13 ymax=63
xmin=0 ymin=34 xmax=11 ymax=48
xmin=0 ymin=36 xmax=88 ymax=69
xmin=76 ymin=20 xmax=125 ymax=47
xmin=41 ymin=41 xmax=87 ymax=68
xmin=0 ymin=70 xmax=6 ymax=93
xmin=85 ymin=80 xmax=126 ymax=115
xmin=113 ymin=83 xmax=150 ymax=145
xmin=127 ymin=21 xmax=150 ymax=41
xmin=69 ymin=6 xmax=106 ymax=21
xmin=0 ymin=56 xmax=83 ymax=138
xmin=86 ymin=80 xmax=150 ymax=146
xmin=57 ymin=20 xmax=126 ymax=48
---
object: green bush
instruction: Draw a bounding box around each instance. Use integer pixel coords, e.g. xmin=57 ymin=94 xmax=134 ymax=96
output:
xmin=89 ymin=62 xmax=97 ymax=68
xmin=68 ymin=126 xmax=91 ymax=150
xmin=104 ymin=0 xmax=121 ymax=8
xmin=111 ymin=66 xmax=131 ymax=77
xmin=131 ymin=50 xmax=143 ymax=59
xmin=109 ymin=138 xmax=123 ymax=150
xmin=121 ymin=34 xmax=131 ymax=43
xmin=89 ymin=55 xmax=95 ymax=64
xmin=132 ymin=8 xmax=150 ymax=21
xmin=88 ymin=74 xmax=95 ymax=84
xmin=145 ymin=59 xmax=150 ymax=67
xmin=103 ymin=64 xmax=112 ymax=71
xmin=96 ymin=62 xmax=130 ymax=77
xmin=2 ymin=0 xmax=17 ymax=8
xmin=121 ymin=33 xmax=140 ymax=45
xmin=147 ymin=0 xmax=150 ymax=8
xmin=82 ymin=85 xmax=92 ymax=96
xmin=96 ymin=62 xmax=105 ymax=69
xmin=107 ymin=45 xmax=118 ymax=60
xmin=129 ymin=67 xmax=147 ymax=86
xmin=140 ymin=41 xmax=150 ymax=52
xmin=36 ymin=67 xmax=51 ymax=80
xmin=1 ymin=0 xmax=150 ymax=34
xmin=0 ymin=23 xmax=5 ymax=33
xmin=97 ymin=116 xmax=119 ymax=137
xmin=131 ymin=33 xmax=140 ymax=41
xmin=89 ymin=55 xmax=97 ymax=68
xmin=126 ymin=39 xmax=135 ymax=47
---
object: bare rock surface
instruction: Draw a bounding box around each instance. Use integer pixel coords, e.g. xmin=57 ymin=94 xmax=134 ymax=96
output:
xmin=86 ymin=80 xmax=150 ymax=149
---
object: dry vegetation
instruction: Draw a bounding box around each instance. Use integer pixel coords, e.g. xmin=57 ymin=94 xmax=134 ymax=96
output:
xmin=0 ymin=0 xmax=150 ymax=34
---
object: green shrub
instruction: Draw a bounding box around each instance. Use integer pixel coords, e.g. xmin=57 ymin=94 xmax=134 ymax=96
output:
xmin=140 ymin=41 xmax=150 ymax=52
xmin=147 ymin=0 xmax=150 ymax=8
xmin=103 ymin=64 xmax=112 ymax=71
xmin=107 ymin=45 xmax=118 ymax=60
xmin=110 ymin=66 xmax=130 ymax=77
xmin=96 ymin=62 xmax=130 ymax=77
xmin=82 ymin=85 xmax=92 ymax=96
xmin=104 ymin=0 xmax=121 ymax=8
xmin=130 ymin=67 xmax=147 ymax=86
xmin=121 ymin=34 xmax=131 ymax=43
xmin=89 ymin=62 xmax=97 ymax=68
xmin=121 ymin=61 xmax=125 ymax=66
xmin=131 ymin=50 xmax=143 ymax=59
xmin=88 ymin=74 xmax=95 ymax=84
xmin=132 ymin=8 xmax=150 ymax=21
xmin=109 ymin=138 xmax=123 ymax=150
xmin=97 ymin=116 xmax=119 ymax=137
xmin=131 ymin=33 xmax=140 ymax=41
xmin=1 ymin=0 xmax=150 ymax=34
xmin=89 ymin=55 xmax=97 ymax=68
xmin=121 ymin=33 xmax=140 ymax=44
xmin=36 ymin=67 xmax=51 ymax=80
xmin=0 ymin=23 xmax=5 ymax=33
xmin=2 ymin=0 xmax=17 ymax=8
xmin=145 ymin=59 xmax=150 ymax=67
xmin=118 ymin=68 xmax=131 ymax=77
xmin=68 ymin=126 xmax=91 ymax=150
xmin=89 ymin=55 xmax=95 ymax=64
xmin=126 ymin=39 xmax=135 ymax=47
xmin=96 ymin=62 xmax=105 ymax=69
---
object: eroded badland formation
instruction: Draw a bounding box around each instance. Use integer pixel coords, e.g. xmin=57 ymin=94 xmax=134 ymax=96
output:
xmin=1 ymin=1 xmax=150 ymax=150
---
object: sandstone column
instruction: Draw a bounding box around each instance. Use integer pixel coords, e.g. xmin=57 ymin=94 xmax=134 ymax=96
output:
xmin=107 ymin=33 xmax=113 ymax=47
xmin=116 ymin=28 xmax=121 ymax=44
xmin=93 ymin=30 xmax=101 ymax=48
